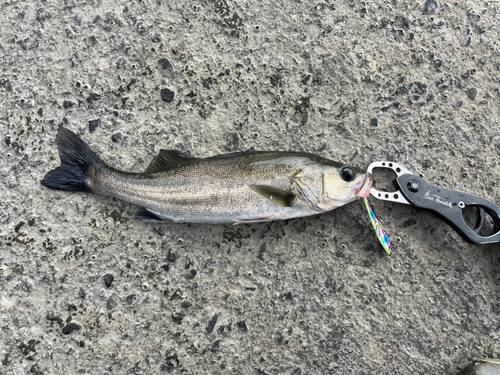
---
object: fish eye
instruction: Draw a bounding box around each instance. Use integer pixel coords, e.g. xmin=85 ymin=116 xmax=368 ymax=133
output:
xmin=340 ymin=166 xmax=355 ymax=182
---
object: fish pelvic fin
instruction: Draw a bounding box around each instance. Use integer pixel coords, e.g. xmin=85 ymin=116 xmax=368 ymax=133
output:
xmin=41 ymin=127 xmax=107 ymax=192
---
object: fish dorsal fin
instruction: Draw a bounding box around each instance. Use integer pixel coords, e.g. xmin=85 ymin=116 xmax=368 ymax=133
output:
xmin=145 ymin=150 xmax=196 ymax=173
xmin=249 ymin=185 xmax=296 ymax=207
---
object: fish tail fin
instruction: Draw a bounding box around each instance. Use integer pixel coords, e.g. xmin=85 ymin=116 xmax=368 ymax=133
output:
xmin=41 ymin=126 xmax=106 ymax=192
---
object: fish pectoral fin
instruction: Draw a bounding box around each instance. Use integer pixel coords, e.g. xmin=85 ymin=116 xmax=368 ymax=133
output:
xmin=144 ymin=150 xmax=197 ymax=173
xmin=249 ymin=185 xmax=296 ymax=207
xmin=134 ymin=207 xmax=170 ymax=222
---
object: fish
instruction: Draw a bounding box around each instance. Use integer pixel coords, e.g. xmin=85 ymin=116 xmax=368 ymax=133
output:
xmin=41 ymin=127 xmax=373 ymax=224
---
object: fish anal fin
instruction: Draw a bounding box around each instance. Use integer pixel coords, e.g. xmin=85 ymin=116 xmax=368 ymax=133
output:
xmin=233 ymin=218 xmax=273 ymax=225
xmin=249 ymin=185 xmax=296 ymax=207
xmin=134 ymin=207 xmax=169 ymax=222
xmin=145 ymin=150 xmax=196 ymax=173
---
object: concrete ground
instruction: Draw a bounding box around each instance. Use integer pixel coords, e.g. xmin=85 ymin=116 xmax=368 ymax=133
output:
xmin=1 ymin=0 xmax=499 ymax=374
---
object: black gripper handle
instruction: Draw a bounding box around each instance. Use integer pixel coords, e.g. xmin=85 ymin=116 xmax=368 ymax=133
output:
xmin=397 ymin=174 xmax=500 ymax=244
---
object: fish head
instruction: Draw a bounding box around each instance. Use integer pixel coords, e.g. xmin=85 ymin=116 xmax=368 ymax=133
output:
xmin=294 ymin=163 xmax=373 ymax=212
xmin=323 ymin=165 xmax=372 ymax=203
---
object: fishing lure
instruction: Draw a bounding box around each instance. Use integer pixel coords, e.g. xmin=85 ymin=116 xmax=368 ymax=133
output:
xmin=364 ymin=198 xmax=391 ymax=254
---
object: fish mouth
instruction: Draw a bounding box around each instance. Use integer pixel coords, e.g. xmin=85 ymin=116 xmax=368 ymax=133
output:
xmin=354 ymin=173 xmax=373 ymax=198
